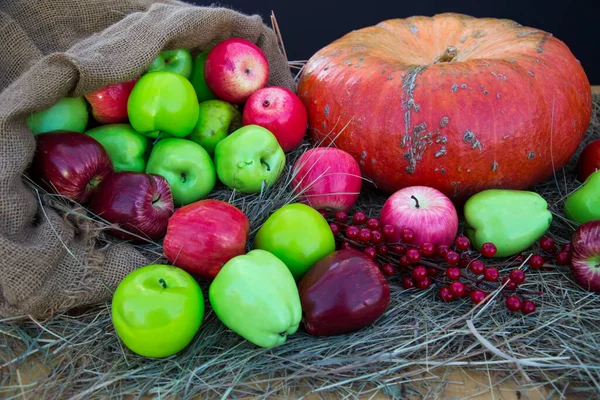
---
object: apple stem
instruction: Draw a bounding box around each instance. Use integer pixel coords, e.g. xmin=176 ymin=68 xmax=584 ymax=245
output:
xmin=159 ymin=278 xmax=167 ymax=289
xmin=152 ymin=193 xmax=161 ymax=205
xmin=411 ymin=195 xmax=420 ymax=208
xmin=180 ymin=172 xmax=187 ymax=183
xmin=261 ymin=159 xmax=271 ymax=172
xmin=279 ymin=331 xmax=286 ymax=337
xmin=263 ymin=100 xmax=270 ymax=107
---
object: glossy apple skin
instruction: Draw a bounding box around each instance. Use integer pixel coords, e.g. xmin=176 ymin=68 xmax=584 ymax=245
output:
xmin=163 ymin=199 xmax=250 ymax=280
xmin=85 ymin=124 xmax=151 ymax=172
xmin=30 ymin=131 xmax=113 ymax=204
xmin=147 ymin=49 xmax=193 ymax=79
xmin=570 ymin=220 xmax=600 ymax=293
xmin=292 ymin=147 xmax=362 ymax=212
xmin=380 ymin=185 xmax=458 ymax=247
xmin=577 ymin=140 xmax=600 ymax=182
xmin=242 ymin=86 xmax=308 ymax=152
xmin=89 ymin=171 xmax=174 ymax=243
xmin=204 ymin=38 xmax=269 ymax=104
xmin=84 ymin=78 xmax=138 ymax=124
xmin=298 ymin=249 xmax=390 ymax=336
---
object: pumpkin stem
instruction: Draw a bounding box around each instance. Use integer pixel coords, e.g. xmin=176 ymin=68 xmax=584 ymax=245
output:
xmin=411 ymin=195 xmax=420 ymax=208
xmin=434 ymin=46 xmax=458 ymax=63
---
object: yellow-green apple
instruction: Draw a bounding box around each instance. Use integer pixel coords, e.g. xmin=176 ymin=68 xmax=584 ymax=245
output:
xmin=163 ymin=199 xmax=250 ymax=280
xmin=85 ymin=124 xmax=151 ymax=172
xmin=27 ymin=97 xmax=89 ymax=135
xmin=242 ymin=86 xmax=308 ymax=152
xmin=186 ymin=100 xmax=242 ymax=154
xmin=89 ymin=171 xmax=174 ymax=243
xmin=84 ymin=77 xmax=139 ymax=124
xmin=570 ymin=220 xmax=600 ymax=293
xmin=147 ymin=49 xmax=193 ymax=79
xmin=29 ymin=131 xmax=113 ymax=204
xmin=291 ymin=147 xmax=362 ymax=212
xmin=204 ymin=38 xmax=269 ymax=104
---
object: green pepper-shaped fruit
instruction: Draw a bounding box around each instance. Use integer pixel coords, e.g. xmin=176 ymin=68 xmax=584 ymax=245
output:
xmin=208 ymin=249 xmax=302 ymax=348
xmin=127 ymin=71 xmax=199 ymax=138
xmin=146 ymin=48 xmax=193 ymax=79
xmin=464 ymin=189 xmax=552 ymax=258
xmin=27 ymin=96 xmax=89 ymax=135
xmin=189 ymin=50 xmax=217 ymax=103
xmin=186 ymin=99 xmax=242 ymax=154
xmin=214 ymin=125 xmax=285 ymax=193
xmin=564 ymin=170 xmax=600 ymax=224
xmin=85 ymin=124 xmax=151 ymax=172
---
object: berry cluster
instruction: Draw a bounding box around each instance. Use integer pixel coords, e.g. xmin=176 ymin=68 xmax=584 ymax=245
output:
xmin=322 ymin=210 xmax=563 ymax=316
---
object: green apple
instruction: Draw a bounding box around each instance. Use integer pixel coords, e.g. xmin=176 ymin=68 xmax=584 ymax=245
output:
xmin=85 ymin=124 xmax=151 ymax=172
xmin=564 ymin=170 xmax=600 ymax=224
xmin=127 ymin=71 xmax=199 ymax=138
xmin=254 ymin=203 xmax=336 ymax=281
xmin=111 ymin=264 xmax=205 ymax=358
xmin=146 ymin=138 xmax=216 ymax=205
xmin=147 ymin=48 xmax=193 ymax=79
xmin=27 ymin=96 xmax=88 ymax=135
xmin=189 ymin=50 xmax=217 ymax=103
xmin=186 ymin=100 xmax=242 ymax=154
xmin=214 ymin=125 xmax=285 ymax=193
xmin=209 ymin=249 xmax=302 ymax=348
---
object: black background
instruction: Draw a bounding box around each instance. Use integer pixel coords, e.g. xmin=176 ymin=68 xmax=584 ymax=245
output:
xmin=188 ymin=0 xmax=599 ymax=84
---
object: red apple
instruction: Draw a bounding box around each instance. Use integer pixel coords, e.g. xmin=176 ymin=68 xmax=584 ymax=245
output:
xmin=379 ymin=186 xmax=459 ymax=247
xmin=30 ymin=131 xmax=113 ymax=204
xmin=242 ymin=86 xmax=308 ymax=152
xmin=577 ymin=140 xmax=600 ymax=182
xmin=298 ymin=249 xmax=390 ymax=336
xmin=163 ymin=199 xmax=250 ymax=280
xmin=570 ymin=220 xmax=600 ymax=293
xmin=84 ymin=77 xmax=139 ymax=124
xmin=204 ymin=38 xmax=269 ymax=104
xmin=89 ymin=171 xmax=174 ymax=243
xmin=291 ymin=147 xmax=362 ymax=212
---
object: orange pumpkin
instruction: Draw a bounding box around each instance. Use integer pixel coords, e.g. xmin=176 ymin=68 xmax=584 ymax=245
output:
xmin=297 ymin=13 xmax=592 ymax=202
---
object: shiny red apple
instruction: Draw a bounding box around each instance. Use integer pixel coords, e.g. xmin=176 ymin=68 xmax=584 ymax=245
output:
xmin=242 ymin=86 xmax=308 ymax=152
xmin=89 ymin=171 xmax=174 ymax=242
xmin=84 ymin=77 xmax=139 ymax=124
xmin=204 ymin=38 xmax=269 ymax=104
xmin=577 ymin=140 xmax=600 ymax=182
xmin=380 ymin=185 xmax=459 ymax=248
xmin=298 ymin=249 xmax=390 ymax=336
xmin=570 ymin=220 xmax=600 ymax=293
xmin=163 ymin=199 xmax=250 ymax=280
xmin=291 ymin=147 xmax=362 ymax=212
xmin=30 ymin=131 xmax=113 ymax=203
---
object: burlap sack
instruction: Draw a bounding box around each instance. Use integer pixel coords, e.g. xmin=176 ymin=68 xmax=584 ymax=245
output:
xmin=0 ymin=0 xmax=295 ymax=319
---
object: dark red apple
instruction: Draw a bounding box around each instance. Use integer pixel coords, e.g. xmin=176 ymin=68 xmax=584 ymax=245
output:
xmin=298 ymin=249 xmax=390 ymax=336
xmin=84 ymin=77 xmax=139 ymax=124
xmin=242 ymin=86 xmax=308 ymax=152
xmin=30 ymin=131 xmax=113 ymax=203
xmin=570 ymin=220 xmax=600 ymax=293
xmin=89 ymin=171 xmax=174 ymax=242
xmin=163 ymin=199 xmax=250 ymax=280
xmin=577 ymin=140 xmax=600 ymax=182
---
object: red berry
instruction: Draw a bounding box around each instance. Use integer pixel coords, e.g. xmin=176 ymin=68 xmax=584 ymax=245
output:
xmin=412 ymin=266 xmax=428 ymax=281
xmin=345 ymin=225 xmax=359 ymax=240
xmin=364 ymin=246 xmax=377 ymax=259
xmin=401 ymin=228 xmax=415 ymax=243
xmin=454 ymin=235 xmax=470 ymax=251
xmin=329 ymin=223 xmax=340 ymax=236
xmin=381 ymin=264 xmax=395 ymax=276
xmin=371 ymin=230 xmax=384 ymax=244
xmin=505 ymin=296 xmax=523 ymax=312
xmin=402 ymin=276 xmax=415 ymax=289
xmin=502 ymin=276 xmax=517 ymax=290
xmin=458 ymin=253 xmax=472 ymax=269
xmin=521 ymin=300 xmax=536 ymax=314
xmin=539 ymin=236 xmax=556 ymax=252
xmin=469 ymin=260 xmax=485 ymax=275
xmin=318 ymin=209 xmax=328 ymax=219
xmin=555 ymin=251 xmax=571 ymax=266
xmin=415 ymin=276 xmax=432 ymax=289
xmin=444 ymin=250 xmax=460 ymax=265
xmin=560 ymin=243 xmax=572 ymax=253
xmin=366 ymin=218 xmax=381 ymax=230
xmin=358 ymin=228 xmax=372 ymax=243
xmin=421 ymin=242 xmax=435 ymax=257
xmin=391 ymin=245 xmax=407 ymax=255
xmin=449 ymin=281 xmax=465 ymax=297
xmin=382 ymin=224 xmax=396 ymax=239
xmin=529 ymin=254 xmax=545 ymax=269
xmin=446 ymin=266 xmax=461 ymax=280
xmin=341 ymin=242 xmax=353 ymax=250
xmin=483 ymin=267 xmax=499 ymax=282
xmin=334 ymin=211 xmax=348 ymax=223
xmin=427 ymin=267 xmax=440 ymax=277
xmin=436 ymin=244 xmax=450 ymax=257
xmin=470 ymin=290 xmax=487 ymax=304
xmin=439 ymin=287 xmax=454 ymax=302
xmin=509 ymin=269 xmax=526 ymax=285
xmin=399 ymin=255 xmax=411 ymax=268
xmin=406 ymin=248 xmax=421 ymax=264
xmin=352 ymin=211 xmax=367 ymax=225
xmin=481 ymin=242 xmax=497 ymax=258
xmin=377 ymin=245 xmax=389 ymax=256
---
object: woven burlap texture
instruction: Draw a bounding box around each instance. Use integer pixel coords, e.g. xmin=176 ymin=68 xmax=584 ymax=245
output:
xmin=0 ymin=0 xmax=295 ymax=319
